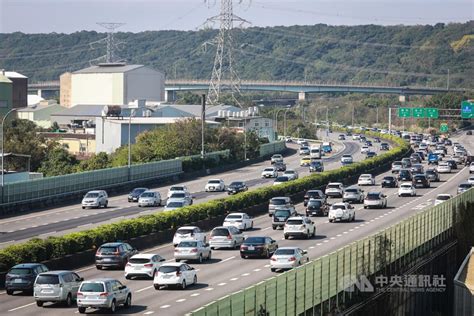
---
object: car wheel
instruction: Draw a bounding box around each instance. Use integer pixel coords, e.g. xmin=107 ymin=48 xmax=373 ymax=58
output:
xmin=125 ymin=275 xmax=131 ymax=280
xmin=233 ymin=241 xmax=237 ymax=249
xmin=208 ymin=251 xmax=212 ymax=260
xmin=210 ymin=247 xmax=215 ymax=250
xmin=175 ymin=259 xmax=180 ymax=262
xmin=124 ymin=294 xmax=132 ymax=308
xmin=110 ymin=299 xmax=116 ymax=313
xmin=363 ymin=206 xmax=367 ymax=209
xmin=284 ymin=234 xmax=289 ymax=240
xmin=152 ymin=269 xmax=157 ymax=278
xmin=104 ymin=201 xmax=108 ymax=208
xmin=352 ymin=214 xmax=355 ymax=222
xmin=82 ymin=206 xmax=85 ymax=209
xmin=193 ymin=275 xmax=197 ymax=285
xmin=181 ymin=280 xmax=187 ymax=290
xmin=272 ymin=226 xmax=276 ymax=230
xmin=78 ymin=307 xmax=86 ymax=314
xmin=271 ymin=268 xmax=276 ymax=272
xmin=65 ymin=293 xmax=72 ymax=307
xmin=306 ymin=231 xmax=310 ymax=239
xmin=96 ymin=265 xmax=102 ymax=270
xmin=6 ymin=289 xmax=13 ymax=295
xmin=312 ymin=229 xmax=316 ymax=237
xmin=251 ymin=222 xmax=254 ymax=229
xmin=36 ymin=301 xmax=44 ymax=307
xmin=154 ymin=284 xmax=160 ymax=290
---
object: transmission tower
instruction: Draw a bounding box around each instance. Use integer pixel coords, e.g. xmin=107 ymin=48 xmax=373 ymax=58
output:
xmin=97 ymin=22 xmax=125 ymax=63
xmin=205 ymin=0 xmax=250 ymax=105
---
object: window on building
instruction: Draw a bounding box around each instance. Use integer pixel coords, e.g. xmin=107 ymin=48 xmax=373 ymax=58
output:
xmin=255 ymin=122 xmax=259 ymax=127
xmin=265 ymin=122 xmax=269 ymax=127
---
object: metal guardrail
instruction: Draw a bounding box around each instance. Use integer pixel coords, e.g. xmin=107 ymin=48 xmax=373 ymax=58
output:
xmin=189 ymin=188 xmax=474 ymax=316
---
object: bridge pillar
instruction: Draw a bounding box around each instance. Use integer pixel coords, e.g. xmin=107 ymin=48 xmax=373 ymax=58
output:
xmin=298 ymin=92 xmax=307 ymax=101
xmin=165 ymin=90 xmax=177 ymax=103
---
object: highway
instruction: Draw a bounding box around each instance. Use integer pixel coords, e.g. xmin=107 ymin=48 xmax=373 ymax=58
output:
xmin=2 ymin=133 xmax=472 ymax=315
xmin=0 ymin=134 xmax=353 ymax=247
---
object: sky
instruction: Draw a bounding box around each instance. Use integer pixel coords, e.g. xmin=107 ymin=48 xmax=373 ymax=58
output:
xmin=0 ymin=0 xmax=472 ymax=34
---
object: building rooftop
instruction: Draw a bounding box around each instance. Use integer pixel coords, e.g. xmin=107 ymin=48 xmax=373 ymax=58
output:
xmin=0 ymin=74 xmax=12 ymax=84
xmin=101 ymin=117 xmax=220 ymax=125
xmin=73 ymin=64 xmax=145 ymax=74
xmin=4 ymin=71 xmax=27 ymax=79
xmin=17 ymin=103 xmax=61 ymax=113
xmin=52 ymin=104 xmax=106 ymax=117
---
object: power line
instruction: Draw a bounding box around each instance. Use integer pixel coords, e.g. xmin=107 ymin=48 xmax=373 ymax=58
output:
xmin=96 ymin=22 xmax=125 ymax=63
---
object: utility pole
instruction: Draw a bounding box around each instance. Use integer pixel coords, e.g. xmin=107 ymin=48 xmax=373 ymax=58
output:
xmin=201 ymin=94 xmax=206 ymax=159
xmin=388 ymin=107 xmax=392 ymax=134
xmin=326 ymin=106 xmax=329 ymax=137
xmin=351 ymin=105 xmax=355 ymax=127
xmin=97 ymin=22 xmax=125 ymax=63
xmin=447 ymin=68 xmax=450 ymax=90
xmin=376 ymin=106 xmax=379 ymax=125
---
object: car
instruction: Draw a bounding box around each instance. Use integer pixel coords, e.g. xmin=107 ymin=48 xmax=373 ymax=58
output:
xmin=374 ymin=137 xmax=381 ymax=143
xmin=434 ymin=194 xmax=452 ymax=206
xmin=128 ymin=188 xmax=148 ymax=202
xmin=309 ymin=160 xmax=324 ymax=172
xmin=138 ymin=190 xmax=162 ymax=207
xmin=272 ymin=207 xmax=297 ymax=229
xmin=310 ymin=146 xmax=322 ymax=159
xmin=300 ymin=157 xmax=311 ymax=166
xmin=299 ymin=146 xmax=310 ymax=155
xmin=274 ymin=162 xmax=287 ymax=171
xmin=365 ymin=140 xmax=373 ymax=147
xmin=205 ymin=179 xmax=225 ymax=192
xmin=164 ymin=200 xmax=190 ymax=210
xmin=261 ymin=167 xmax=278 ymax=178
xmin=82 ymin=190 xmax=108 ymax=209
xmin=304 ymin=190 xmax=326 ymax=206
xmin=437 ymin=162 xmax=451 ymax=173
xmin=358 ymin=174 xmax=375 ymax=186
xmin=452 ymin=155 xmax=464 ymax=165
xmin=470 ymin=162 xmax=474 ymax=174
xmin=428 ymin=153 xmax=440 ymax=165
xmin=273 ymin=176 xmax=290 ymax=185
xmin=397 ymin=169 xmax=413 ymax=182
xmin=285 ymin=136 xmax=293 ymax=142
xmin=338 ymin=134 xmax=345 ymax=140
xmin=410 ymin=154 xmax=422 ymax=164
xmin=95 ymin=242 xmax=138 ymax=270
xmin=270 ymin=247 xmax=309 ymax=272
xmin=380 ymin=143 xmax=390 ymax=151
xmin=153 ymin=263 xmax=197 ymax=290
xmin=361 ymin=146 xmax=369 ymax=154
xmin=223 ymin=212 xmax=254 ymax=231
xmin=284 ymin=216 xmax=316 ymax=239
xmin=240 ymin=236 xmax=278 ymax=259
xmin=419 ymin=143 xmax=428 ymax=151
xmin=209 ymin=226 xmax=245 ymax=249
xmin=381 ymin=176 xmax=398 ymax=188
xmin=420 ymin=167 xmax=438 ymax=181
xmin=341 ymin=154 xmax=353 ymax=165
xmin=77 ymin=278 xmax=132 ymax=314
xmin=325 ymin=182 xmax=344 ymax=198
xmin=173 ymin=226 xmax=207 ymax=246
xmin=34 ymin=270 xmax=83 ymax=307
xmin=227 ymin=181 xmax=248 ymax=194
xmin=467 ymin=130 xmax=473 ymax=135
xmin=271 ymin=154 xmax=284 ymax=164
xmin=6 ymin=263 xmax=49 ymax=295
xmin=268 ymin=196 xmax=294 ymax=216
xmin=352 ymin=134 xmax=360 ymax=140
xmin=457 ymin=183 xmax=472 ymax=194
xmin=343 ymin=187 xmax=365 ymax=203
xmin=468 ymin=176 xmax=474 ymax=185
xmin=283 ymin=169 xmax=299 ymax=180
xmin=434 ymin=149 xmax=445 ymax=157
xmin=413 ymin=174 xmax=430 ymax=188
xmin=296 ymin=138 xmax=307 ymax=145
xmin=305 ymin=199 xmax=329 ymax=216
xmin=363 ymin=192 xmax=387 ymax=209
xmin=366 ymin=151 xmax=377 ymax=158
xmin=411 ymin=164 xmax=424 ymax=175
xmin=167 ymin=185 xmax=189 ymax=198
xmin=401 ymin=158 xmax=412 ymax=168
xmin=328 ymin=202 xmax=355 ymax=222
xmin=391 ymin=161 xmax=403 ymax=173
xmin=174 ymin=240 xmax=212 ymax=263
xmin=125 ymin=254 xmax=165 ymax=279
xmin=398 ymin=183 xmax=416 ymax=197
xmin=446 ymin=159 xmax=458 ymax=170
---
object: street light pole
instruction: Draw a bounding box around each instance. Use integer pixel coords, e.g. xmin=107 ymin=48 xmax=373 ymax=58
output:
xmin=376 ymin=106 xmax=379 ymax=125
xmin=128 ymin=109 xmax=136 ymax=170
xmin=283 ymin=108 xmax=290 ymax=137
xmin=1 ymin=108 xmax=17 ymax=187
xmin=351 ymin=105 xmax=355 ymax=127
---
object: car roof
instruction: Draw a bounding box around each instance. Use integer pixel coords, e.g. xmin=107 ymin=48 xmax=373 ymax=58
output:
xmin=436 ymin=194 xmax=452 ymax=197
xmin=87 ymin=190 xmax=104 ymax=193
xmin=328 ymin=182 xmax=343 ymax=185
xmin=82 ymin=278 xmax=118 ymax=283
xmin=178 ymin=226 xmax=199 ymax=229
xmin=367 ymin=191 xmax=382 ymax=195
xmin=276 ymin=247 xmax=300 ymax=251
xmin=208 ymin=179 xmax=222 ymax=181
xmin=100 ymin=242 xmax=127 ymax=247
xmin=11 ymin=263 xmax=44 ymax=268
xmin=227 ymin=212 xmax=246 ymax=216
xmin=130 ymin=253 xmax=156 ymax=259
xmin=161 ymin=262 xmax=186 ymax=267
xmin=39 ymin=270 xmax=73 ymax=275
xmin=287 ymin=216 xmax=306 ymax=220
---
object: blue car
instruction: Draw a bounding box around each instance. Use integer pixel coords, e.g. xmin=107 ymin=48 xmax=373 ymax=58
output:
xmin=428 ymin=153 xmax=440 ymax=165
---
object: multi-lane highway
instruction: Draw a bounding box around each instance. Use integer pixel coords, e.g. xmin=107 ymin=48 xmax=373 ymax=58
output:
xmin=0 ymin=135 xmax=352 ymax=247
xmin=2 ymin=133 xmax=472 ymax=316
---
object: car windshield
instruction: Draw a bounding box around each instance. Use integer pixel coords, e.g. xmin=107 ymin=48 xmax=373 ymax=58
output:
xmin=158 ymin=266 xmax=179 ymax=273
xmin=208 ymin=180 xmax=220 ymax=184
xmin=211 ymin=228 xmax=229 ymax=236
xmin=170 ymin=193 xmax=185 ymax=198
xmin=286 ymin=219 xmax=303 ymax=225
xmin=271 ymin=198 xmax=287 ymax=205
xmin=178 ymin=241 xmax=198 ymax=247
xmin=275 ymin=249 xmax=296 ymax=255
xmin=129 ymin=258 xmax=151 ymax=264
xmin=176 ymin=229 xmax=194 ymax=235
xmin=274 ymin=210 xmax=290 ymax=217
xmin=327 ymin=184 xmax=341 ymax=189
xmin=85 ymin=193 xmax=99 ymax=198
xmin=345 ymin=189 xmax=358 ymax=193
xmin=9 ymin=268 xmax=32 ymax=275
xmin=132 ymin=188 xmax=146 ymax=194
xmin=167 ymin=201 xmax=184 ymax=208
xmin=244 ymin=237 xmax=265 ymax=244
xmin=170 ymin=186 xmax=184 ymax=191
xmin=80 ymin=283 xmax=105 ymax=292
xmin=226 ymin=215 xmax=242 ymax=220
xmin=383 ymin=177 xmax=394 ymax=181
xmin=437 ymin=195 xmax=451 ymax=200
xmin=343 ymin=155 xmax=352 ymax=158
xmin=35 ymin=274 xmax=60 ymax=284
xmin=141 ymin=192 xmax=155 ymax=197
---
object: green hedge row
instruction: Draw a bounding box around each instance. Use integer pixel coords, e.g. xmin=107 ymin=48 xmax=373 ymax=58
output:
xmin=0 ymin=132 xmax=410 ymax=272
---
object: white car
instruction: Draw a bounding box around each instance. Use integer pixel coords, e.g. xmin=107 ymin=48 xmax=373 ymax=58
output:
xmin=164 ymin=200 xmax=190 ymax=211
xmin=173 ymin=226 xmax=207 ymax=246
xmin=81 ymin=190 xmax=108 ymax=209
xmin=153 ymin=263 xmax=197 ymax=290
xmin=125 ymin=253 xmax=165 ymax=279
xmin=270 ymin=247 xmax=309 ymax=272
xmin=271 ymin=154 xmax=284 ymax=164
xmin=328 ymin=202 xmax=355 ymax=222
xmin=325 ymin=182 xmax=344 ymax=198
xmin=283 ymin=170 xmax=299 ymax=181
xmin=168 ymin=191 xmax=193 ymax=205
xmin=209 ymin=226 xmax=245 ymax=249
xmin=261 ymin=167 xmax=278 ymax=178
xmin=283 ymin=216 xmax=316 ymax=239
xmin=340 ymin=154 xmax=353 ymax=164
xmin=437 ymin=162 xmax=451 ymax=173
xmin=468 ymin=176 xmax=474 ymax=185
xmin=361 ymin=146 xmax=369 ymax=154
xmin=299 ymin=146 xmax=310 ymax=155
xmin=352 ymin=134 xmax=360 ymax=140
xmin=434 ymin=194 xmax=452 ymax=206
xmin=174 ymin=240 xmax=212 ymax=263
xmin=358 ymin=174 xmax=375 ymax=186
xmin=223 ymin=213 xmax=253 ymax=231
xmin=138 ymin=191 xmax=161 ymax=207
xmin=398 ymin=183 xmax=416 ymax=197
xmin=273 ymin=176 xmax=290 ymax=185
xmin=205 ymin=179 xmax=225 ymax=192
xmin=470 ymin=162 xmax=474 ymax=174
xmin=296 ymin=138 xmax=307 ymax=145
xmin=363 ymin=192 xmax=387 ymax=209
xmin=167 ymin=185 xmax=189 ymax=198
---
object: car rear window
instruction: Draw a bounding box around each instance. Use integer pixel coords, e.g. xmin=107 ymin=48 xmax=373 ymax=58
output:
xmin=36 ymin=274 xmax=60 ymax=284
xmin=244 ymin=237 xmax=265 ymax=244
xmin=307 ymin=200 xmax=322 ymax=207
xmin=274 ymin=210 xmax=290 ymax=217
xmin=345 ymin=188 xmax=357 ymax=193
xmin=9 ymin=268 xmax=32 ymax=275
xmin=167 ymin=201 xmax=184 ymax=207
xmin=226 ymin=214 xmax=242 ymax=220
xmin=178 ymin=241 xmax=198 ymax=247
xmin=327 ymin=184 xmax=340 ymax=189
xmin=129 ymin=258 xmax=151 ymax=264
xmin=459 ymin=184 xmax=471 ymax=188
xmin=332 ymin=205 xmax=345 ymax=210
xmin=264 ymin=168 xmax=274 ymax=171
xmin=437 ymin=195 xmax=451 ymax=200
xmin=141 ymin=192 xmax=155 ymax=197
xmin=286 ymin=219 xmax=303 ymax=225
xmin=159 ymin=266 xmax=179 ymax=273
xmin=176 ymin=229 xmax=194 ymax=235
xmin=80 ymin=282 xmax=105 ymax=292
xmin=275 ymin=249 xmax=295 ymax=255
xmin=208 ymin=180 xmax=220 ymax=184
xmin=170 ymin=193 xmax=185 ymax=198
xmin=366 ymin=194 xmax=380 ymax=200
xmin=99 ymin=246 xmax=118 ymax=254
xmin=401 ymin=185 xmax=412 ymax=189
xmin=211 ymin=228 xmax=229 ymax=236
xmin=271 ymin=198 xmax=286 ymax=205
xmin=276 ymin=177 xmax=288 ymax=181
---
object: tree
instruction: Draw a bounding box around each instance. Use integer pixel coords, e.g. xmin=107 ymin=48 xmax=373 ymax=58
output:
xmin=38 ymin=147 xmax=79 ymax=176
xmin=77 ymin=152 xmax=111 ymax=172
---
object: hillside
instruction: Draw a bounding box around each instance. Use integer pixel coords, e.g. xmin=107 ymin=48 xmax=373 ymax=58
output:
xmin=0 ymin=22 xmax=473 ymax=88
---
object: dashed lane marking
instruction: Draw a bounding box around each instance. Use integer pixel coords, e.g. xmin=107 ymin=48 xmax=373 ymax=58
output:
xmin=136 ymin=285 xmax=154 ymax=293
xmin=253 ymin=268 xmax=261 ymax=272
xmin=218 ymin=256 xmax=235 ymax=264
xmin=230 ymin=277 xmax=239 ymax=281
xmin=190 ymin=293 xmax=200 ymax=297
xmin=241 ymin=273 xmax=250 ymax=276
xmin=316 ymin=243 xmax=322 ymax=246
xmin=205 ymin=288 xmax=214 ymax=291
xmin=8 ymin=303 xmax=36 ymax=312
xmin=144 ymin=311 xmax=155 ymax=315
xmin=176 ymin=299 xmax=186 ymax=303
xmin=160 ymin=305 xmax=171 ymax=309
xmin=218 ymin=283 xmax=227 ymax=286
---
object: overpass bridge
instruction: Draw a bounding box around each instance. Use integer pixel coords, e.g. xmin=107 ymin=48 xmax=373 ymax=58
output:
xmin=28 ymin=79 xmax=461 ymax=102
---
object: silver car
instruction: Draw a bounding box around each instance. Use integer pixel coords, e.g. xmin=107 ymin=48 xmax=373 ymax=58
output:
xmin=174 ymin=240 xmax=212 ymax=263
xmin=138 ymin=191 xmax=161 ymax=207
xmin=209 ymin=226 xmax=245 ymax=249
xmin=77 ymin=278 xmax=131 ymax=314
xmin=34 ymin=271 xmax=83 ymax=307
xmin=81 ymin=190 xmax=108 ymax=209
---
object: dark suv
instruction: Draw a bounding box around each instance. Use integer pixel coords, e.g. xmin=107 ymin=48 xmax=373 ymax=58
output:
xmin=381 ymin=176 xmax=398 ymax=188
xmin=397 ymin=169 xmax=413 ymax=182
xmin=304 ymin=190 xmax=326 ymax=206
xmin=413 ymin=174 xmax=430 ymax=188
xmin=95 ymin=242 xmax=138 ymax=270
xmin=305 ymin=199 xmax=329 ymax=216
xmin=5 ymin=263 xmax=49 ymax=295
xmin=309 ymin=160 xmax=324 ymax=172
xmin=128 ymin=187 xmax=148 ymax=202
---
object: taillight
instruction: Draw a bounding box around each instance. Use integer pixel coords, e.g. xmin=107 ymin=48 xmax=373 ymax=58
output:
xmin=126 ymin=263 xmax=131 ymax=267
xmin=176 ymin=271 xmax=181 ymax=277
xmin=99 ymin=292 xmax=109 ymax=297
xmin=77 ymin=292 xmax=84 ymax=297
xmin=227 ymin=235 xmax=232 ymax=240
xmin=95 ymin=251 xmax=101 ymax=256
xmin=144 ymin=263 xmax=153 ymax=268
xmin=241 ymin=245 xmax=247 ymax=250
xmin=271 ymin=256 xmax=277 ymax=261
xmin=288 ymin=256 xmax=296 ymax=261
xmin=190 ymin=248 xmax=198 ymax=253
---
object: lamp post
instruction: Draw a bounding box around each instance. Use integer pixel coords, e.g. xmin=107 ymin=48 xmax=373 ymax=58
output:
xmin=128 ymin=109 xmax=136 ymax=169
xmin=283 ymin=108 xmax=291 ymax=137
xmin=274 ymin=108 xmax=285 ymax=137
xmin=1 ymin=108 xmax=17 ymax=186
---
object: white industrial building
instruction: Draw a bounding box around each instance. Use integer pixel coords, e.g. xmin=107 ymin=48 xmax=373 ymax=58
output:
xmin=64 ymin=63 xmax=165 ymax=107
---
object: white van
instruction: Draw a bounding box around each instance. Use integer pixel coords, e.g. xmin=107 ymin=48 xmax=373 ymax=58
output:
xmin=310 ymin=146 xmax=322 ymax=159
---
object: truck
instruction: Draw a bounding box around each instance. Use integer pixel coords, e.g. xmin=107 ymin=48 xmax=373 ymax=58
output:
xmin=322 ymin=142 xmax=332 ymax=153
xmin=310 ymin=145 xmax=322 ymax=159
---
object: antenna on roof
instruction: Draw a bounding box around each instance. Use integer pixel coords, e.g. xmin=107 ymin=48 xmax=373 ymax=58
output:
xmin=97 ymin=22 xmax=126 ymax=63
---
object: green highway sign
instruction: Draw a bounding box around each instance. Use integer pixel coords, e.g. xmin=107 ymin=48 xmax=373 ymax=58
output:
xmin=412 ymin=108 xmax=425 ymax=118
xmin=426 ymin=108 xmax=439 ymax=119
xmin=440 ymin=123 xmax=448 ymax=133
xmin=461 ymin=101 xmax=474 ymax=119
xmin=398 ymin=107 xmax=411 ymax=118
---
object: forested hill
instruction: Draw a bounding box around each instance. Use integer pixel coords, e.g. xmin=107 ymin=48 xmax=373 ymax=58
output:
xmin=0 ymin=22 xmax=472 ymax=88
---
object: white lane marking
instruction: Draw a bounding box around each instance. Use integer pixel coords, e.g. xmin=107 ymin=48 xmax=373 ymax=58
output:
xmin=253 ymin=268 xmax=261 ymax=272
xmin=218 ymin=283 xmax=227 ymax=286
xmin=309 ymin=246 xmax=315 ymax=249
xmin=217 ymin=256 xmax=235 ymax=264
xmin=354 ymin=227 xmax=360 ymax=229
xmin=0 ymin=291 xmax=6 ymax=295
xmin=261 ymin=227 xmax=271 ymax=231
xmin=330 ymin=237 xmax=336 ymax=240
xmin=176 ymin=299 xmax=186 ymax=303
xmin=144 ymin=311 xmax=155 ymax=315
xmin=349 ymin=229 xmax=354 ymax=231
xmin=230 ymin=277 xmax=239 ymax=281
xmin=205 ymin=288 xmax=214 ymax=291
xmin=160 ymin=305 xmax=171 ymax=309
xmin=264 ymin=264 xmax=271 ymax=267
xmin=343 ymin=231 xmax=348 ymax=234
xmin=323 ymin=240 xmax=329 ymax=243
xmin=190 ymin=293 xmax=200 ymax=297
xmin=316 ymin=243 xmax=322 ymax=246
xmin=8 ymin=302 xmax=36 ymax=312
xmin=241 ymin=273 xmax=250 ymax=276
xmin=136 ymin=285 xmax=154 ymax=293
xmin=336 ymin=234 xmax=342 ymax=237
